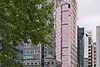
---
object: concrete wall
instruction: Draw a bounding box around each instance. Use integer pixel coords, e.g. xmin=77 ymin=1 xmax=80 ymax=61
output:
xmin=96 ymin=26 xmax=100 ymax=67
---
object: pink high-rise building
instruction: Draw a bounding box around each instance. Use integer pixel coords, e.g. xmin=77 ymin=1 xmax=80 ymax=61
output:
xmin=56 ymin=0 xmax=77 ymax=67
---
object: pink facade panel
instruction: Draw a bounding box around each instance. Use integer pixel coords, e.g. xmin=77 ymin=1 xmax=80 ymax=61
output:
xmin=62 ymin=4 xmax=68 ymax=11
xmin=56 ymin=6 xmax=62 ymax=62
xmin=62 ymin=25 xmax=69 ymax=47
xmin=56 ymin=4 xmax=70 ymax=67
xmin=62 ymin=56 xmax=69 ymax=67
xmin=62 ymin=12 xmax=69 ymax=24
xmin=62 ymin=48 xmax=69 ymax=55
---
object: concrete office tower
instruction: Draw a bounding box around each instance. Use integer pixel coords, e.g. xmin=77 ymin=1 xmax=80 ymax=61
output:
xmin=86 ymin=31 xmax=93 ymax=67
xmin=56 ymin=0 xmax=77 ymax=67
xmin=77 ymin=26 xmax=84 ymax=67
xmin=92 ymin=43 xmax=96 ymax=67
xmin=84 ymin=33 xmax=89 ymax=67
xmin=96 ymin=26 xmax=100 ymax=67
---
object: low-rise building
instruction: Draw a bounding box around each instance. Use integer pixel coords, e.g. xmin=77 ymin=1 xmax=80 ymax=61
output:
xmin=23 ymin=54 xmax=61 ymax=67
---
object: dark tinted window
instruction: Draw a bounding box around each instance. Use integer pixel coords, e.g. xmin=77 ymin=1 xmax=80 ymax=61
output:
xmin=48 ymin=62 xmax=50 ymax=64
xmin=88 ymin=37 xmax=91 ymax=44
xmin=27 ymin=63 xmax=30 ymax=65
xmin=31 ymin=63 xmax=33 ymax=65
xmin=94 ymin=51 xmax=96 ymax=53
xmin=52 ymin=62 xmax=54 ymax=65
xmin=35 ymin=63 xmax=37 ymax=65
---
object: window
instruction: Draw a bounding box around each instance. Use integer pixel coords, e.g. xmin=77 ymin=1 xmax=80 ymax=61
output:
xmin=42 ymin=63 xmax=44 ymax=66
xmin=94 ymin=51 xmax=96 ymax=53
xmin=88 ymin=53 xmax=91 ymax=54
xmin=94 ymin=61 xmax=96 ymax=63
xmin=31 ymin=63 xmax=33 ymax=65
xmin=38 ymin=51 xmax=40 ymax=53
xmin=27 ymin=63 xmax=30 ymax=65
xmin=24 ymin=45 xmax=26 ymax=47
xmin=35 ymin=63 xmax=37 ymax=65
xmin=47 ymin=62 xmax=50 ymax=64
xmin=68 ymin=3 xmax=70 ymax=8
xmin=27 ymin=51 xmax=29 ymax=54
xmin=42 ymin=55 xmax=44 ymax=58
xmin=89 ymin=56 xmax=91 ymax=57
xmin=88 ymin=46 xmax=91 ymax=48
xmin=88 ymin=59 xmax=91 ymax=61
xmin=23 ymin=51 xmax=25 ymax=54
xmin=88 ymin=37 xmax=91 ymax=44
xmin=94 ymin=58 xmax=96 ymax=60
xmin=21 ymin=50 xmax=23 ymax=54
xmin=52 ymin=62 xmax=54 ymax=65
xmin=88 ymin=62 xmax=91 ymax=64
xmin=88 ymin=49 xmax=91 ymax=51
xmin=45 ymin=51 xmax=47 ymax=54
xmin=35 ymin=51 xmax=37 ymax=53
xmin=30 ymin=51 xmax=34 ymax=54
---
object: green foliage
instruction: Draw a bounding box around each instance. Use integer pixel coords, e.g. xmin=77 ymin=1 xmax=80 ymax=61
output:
xmin=0 ymin=56 xmax=24 ymax=67
xmin=0 ymin=0 xmax=54 ymax=67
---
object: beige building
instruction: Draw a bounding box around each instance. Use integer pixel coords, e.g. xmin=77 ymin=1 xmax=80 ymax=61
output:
xmin=24 ymin=54 xmax=61 ymax=67
xmin=92 ymin=43 xmax=96 ymax=67
xmin=86 ymin=31 xmax=93 ymax=67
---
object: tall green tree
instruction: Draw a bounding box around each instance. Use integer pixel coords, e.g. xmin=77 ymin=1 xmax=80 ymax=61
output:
xmin=0 ymin=0 xmax=54 ymax=66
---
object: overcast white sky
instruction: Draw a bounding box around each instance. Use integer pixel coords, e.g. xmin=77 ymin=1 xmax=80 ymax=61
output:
xmin=77 ymin=0 xmax=100 ymax=41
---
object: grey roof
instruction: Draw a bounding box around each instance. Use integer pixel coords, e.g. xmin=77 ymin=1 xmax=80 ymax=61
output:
xmin=23 ymin=56 xmax=35 ymax=60
xmin=45 ymin=54 xmax=54 ymax=59
xmin=59 ymin=0 xmax=69 ymax=6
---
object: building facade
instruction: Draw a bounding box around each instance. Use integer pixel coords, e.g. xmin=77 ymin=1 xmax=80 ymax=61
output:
xmin=86 ymin=31 xmax=93 ymax=67
xmin=56 ymin=0 xmax=77 ymax=67
xmin=96 ymin=26 xmax=100 ymax=67
xmin=84 ymin=58 xmax=88 ymax=67
xmin=23 ymin=54 xmax=61 ymax=67
xmin=22 ymin=44 xmax=61 ymax=67
xmin=92 ymin=43 xmax=96 ymax=67
xmin=84 ymin=31 xmax=89 ymax=67
xmin=77 ymin=26 xmax=84 ymax=67
xmin=84 ymin=33 xmax=89 ymax=67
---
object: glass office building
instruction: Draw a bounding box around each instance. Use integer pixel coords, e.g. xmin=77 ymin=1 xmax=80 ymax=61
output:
xmin=77 ymin=26 xmax=84 ymax=67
